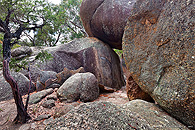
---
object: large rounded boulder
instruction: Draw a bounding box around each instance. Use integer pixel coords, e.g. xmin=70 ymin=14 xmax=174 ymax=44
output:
xmin=57 ymin=72 xmax=99 ymax=103
xmin=80 ymin=0 xmax=136 ymax=49
xmin=123 ymin=0 xmax=194 ymax=127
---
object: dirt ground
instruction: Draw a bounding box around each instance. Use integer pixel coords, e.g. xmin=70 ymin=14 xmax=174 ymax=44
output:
xmin=0 ymin=86 xmax=128 ymax=130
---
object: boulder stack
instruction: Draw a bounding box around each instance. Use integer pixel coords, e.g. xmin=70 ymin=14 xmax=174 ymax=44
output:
xmin=80 ymin=0 xmax=136 ymax=49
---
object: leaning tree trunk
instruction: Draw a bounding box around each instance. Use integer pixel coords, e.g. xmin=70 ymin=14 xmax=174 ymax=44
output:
xmin=2 ymin=34 xmax=31 ymax=124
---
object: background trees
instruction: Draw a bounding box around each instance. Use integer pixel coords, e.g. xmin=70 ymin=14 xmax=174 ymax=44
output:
xmin=21 ymin=0 xmax=86 ymax=47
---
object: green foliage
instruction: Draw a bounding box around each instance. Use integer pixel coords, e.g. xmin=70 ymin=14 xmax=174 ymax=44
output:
xmin=35 ymin=50 xmax=53 ymax=63
xmin=12 ymin=44 xmax=21 ymax=50
xmin=0 ymin=0 xmax=85 ymax=46
xmin=114 ymin=49 xmax=123 ymax=58
xmin=32 ymin=0 xmax=85 ymax=46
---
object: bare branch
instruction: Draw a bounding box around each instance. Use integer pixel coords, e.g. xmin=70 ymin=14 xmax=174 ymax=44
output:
xmin=66 ymin=23 xmax=77 ymax=34
xmin=69 ymin=21 xmax=87 ymax=36
xmin=69 ymin=21 xmax=82 ymax=29
xmin=23 ymin=31 xmax=34 ymax=42
xmin=54 ymin=31 xmax=61 ymax=45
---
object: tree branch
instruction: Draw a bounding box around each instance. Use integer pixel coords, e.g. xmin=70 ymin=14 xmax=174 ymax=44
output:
xmin=0 ymin=27 xmax=5 ymax=33
xmin=23 ymin=31 xmax=34 ymax=43
xmin=5 ymin=9 xmax=14 ymax=26
xmin=14 ymin=14 xmax=30 ymax=25
xmin=12 ymin=26 xmax=24 ymax=40
xmin=54 ymin=31 xmax=61 ymax=45
xmin=0 ymin=18 xmax=10 ymax=34
xmin=0 ymin=18 xmax=4 ymax=27
xmin=66 ymin=23 xmax=77 ymax=34
xmin=69 ymin=21 xmax=87 ymax=36
xmin=0 ymin=18 xmax=5 ymax=31
xmin=25 ymin=22 xmax=46 ymax=31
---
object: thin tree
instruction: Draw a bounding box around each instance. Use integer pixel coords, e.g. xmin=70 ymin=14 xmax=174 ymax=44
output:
xmin=0 ymin=0 xmax=46 ymax=123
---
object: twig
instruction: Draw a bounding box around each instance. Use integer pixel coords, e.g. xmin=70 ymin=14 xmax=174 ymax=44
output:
xmin=128 ymin=123 xmax=137 ymax=129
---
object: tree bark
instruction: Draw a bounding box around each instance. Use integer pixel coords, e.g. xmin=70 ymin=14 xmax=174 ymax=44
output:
xmin=2 ymin=35 xmax=31 ymax=124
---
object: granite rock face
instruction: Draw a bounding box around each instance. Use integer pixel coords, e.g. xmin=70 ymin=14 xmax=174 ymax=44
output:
xmin=0 ymin=71 xmax=35 ymax=101
xmin=55 ymin=67 xmax=85 ymax=85
xmin=57 ymin=72 xmax=99 ymax=103
xmin=45 ymin=100 xmax=189 ymax=129
xmin=123 ymin=0 xmax=195 ymax=127
xmin=29 ymin=88 xmax=54 ymax=104
xmin=36 ymin=37 xmax=125 ymax=90
xmin=126 ymin=75 xmax=154 ymax=102
xmin=36 ymin=71 xmax=58 ymax=91
xmin=11 ymin=46 xmax=32 ymax=60
xmin=80 ymin=0 xmax=136 ymax=49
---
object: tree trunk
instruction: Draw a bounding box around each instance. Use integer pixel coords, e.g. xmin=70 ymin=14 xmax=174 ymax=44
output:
xmin=3 ymin=35 xmax=31 ymax=124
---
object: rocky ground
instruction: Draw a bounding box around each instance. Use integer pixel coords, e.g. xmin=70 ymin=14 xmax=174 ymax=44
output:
xmin=0 ymin=86 xmax=128 ymax=130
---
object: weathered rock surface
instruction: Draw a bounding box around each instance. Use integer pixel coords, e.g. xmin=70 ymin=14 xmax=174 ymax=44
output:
xmin=126 ymin=75 xmax=154 ymax=102
xmin=20 ymin=66 xmax=42 ymax=82
xmin=56 ymin=67 xmax=85 ymax=85
xmin=57 ymin=72 xmax=99 ymax=103
xmin=123 ymin=0 xmax=195 ymax=127
xmin=42 ymin=99 xmax=55 ymax=109
xmin=45 ymin=100 xmax=189 ymax=129
xmin=36 ymin=71 xmax=58 ymax=91
xmin=11 ymin=46 xmax=32 ymax=59
xmin=34 ymin=114 xmax=51 ymax=121
xmin=53 ymin=105 xmax=75 ymax=119
xmin=35 ymin=37 xmax=125 ymax=90
xmin=0 ymin=71 xmax=35 ymax=101
xmin=29 ymin=88 xmax=53 ymax=104
xmin=80 ymin=0 xmax=136 ymax=49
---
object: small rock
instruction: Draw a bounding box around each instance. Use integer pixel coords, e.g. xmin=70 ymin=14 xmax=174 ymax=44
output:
xmin=36 ymin=71 xmax=57 ymax=91
xmin=30 ymin=123 xmax=36 ymax=129
xmin=43 ymin=117 xmax=55 ymax=125
xmin=19 ymin=124 xmax=31 ymax=130
xmin=29 ymin=88 xmax=54 ymax=104
xmin=56 ymin=67 xmax=85 ymax=85
xmin=57 ymin=72 xmax=99 ymax=103
xmin=34 ymin=114 xmax=51 ymax=121
xmin=47 ymin=95 xmax=57 ymax=101
xmin=46 ymin=83 xmax=60 ymax=89
xmin=54 ymin=88 xmax=58 ymax=92
xmin=53 ymin=105 xmax=74 ymax=118
xmin=42 ymin=99 xmax=55 ymax=109
xmin=11 ymin=46 xmax=32 ymax=57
